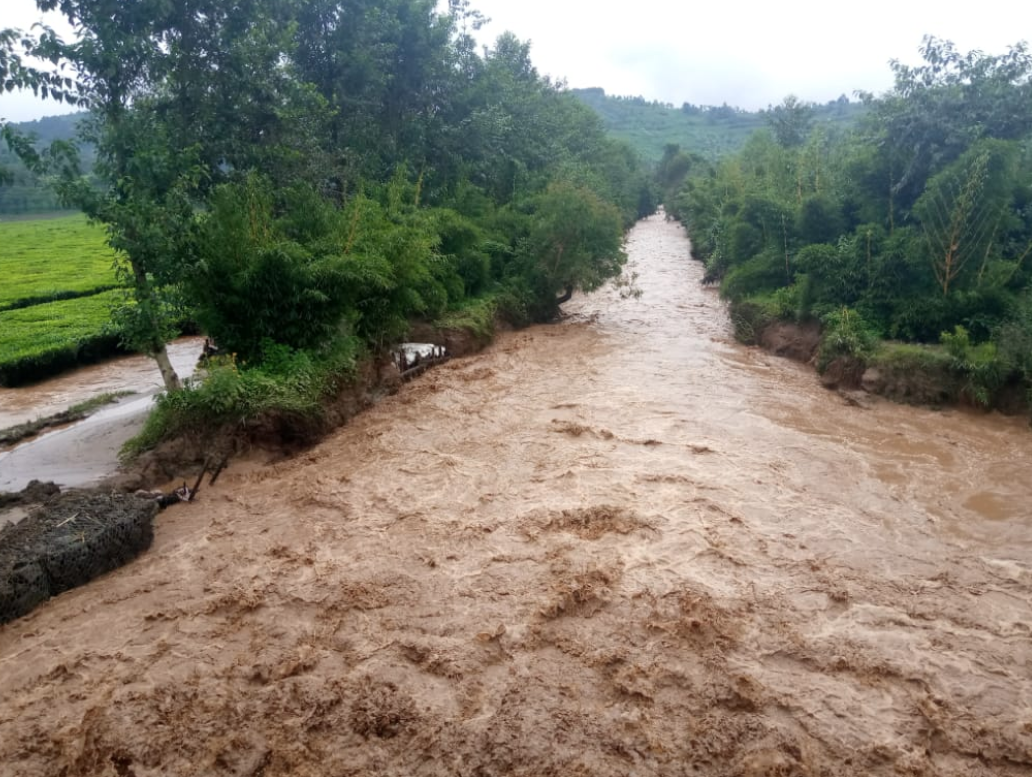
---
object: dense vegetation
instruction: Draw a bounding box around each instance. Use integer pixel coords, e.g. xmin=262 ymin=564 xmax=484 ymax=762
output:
xmin=668 ymin=38 xmax=1032 ymax=411
xmin=572 ymin=88 xmax=865 ymax=164
xmin=1 ymin=0 xmax=654 ymax=445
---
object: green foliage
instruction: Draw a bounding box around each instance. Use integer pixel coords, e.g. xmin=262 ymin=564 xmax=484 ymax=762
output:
xmin=721 ymin=249 xmax=789 ymax=301
xmin=512 ymin=181 xmax=626 ymax=320
xmin=187 ymin=178 xmax=359 ymax=360
xmin=767 ymin=95 xmax=815 ymax=148
xmin=727 ymin=298 xmax=775 ymax=346
xmin=995 ymin=294 xmax=1032 ymax=381
xmin=940 ymin=325 xmax=1005 ymax=406
xmin=123 ymin=337 xmax=360 ymax=459
xmin=868 ymin=36 xmax=1032 ymax=213
xmin=672 ymin=38 xmax=1032 ymax=415
xmin=0 ymin=290 xmax=125 ymax=385
xmin=817 ymin=308 xmax=879 ymax=372
xmin=3 ymin=0 xmax=652 ymax=447
xmin=796 ymin=195 xmax=845 ymax=246
xmin=433 ymin=294 xmax=499 ymax=340
xmin=873 ymin=342 xmax=953 ymax=373
xmin=0 ymin=214 xmax=119 ymax=310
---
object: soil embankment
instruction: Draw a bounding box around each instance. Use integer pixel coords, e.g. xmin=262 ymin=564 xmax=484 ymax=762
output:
xmin=1 ymin=215 xmax=1030 ymax=776
xmin=744 ymin=312 xmax=1030 ymax=415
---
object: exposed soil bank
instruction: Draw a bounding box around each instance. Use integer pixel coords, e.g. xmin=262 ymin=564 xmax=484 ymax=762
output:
xmin=113 ymin=337 xmax=494 ymax=494
xmin=1 ymin=215 xmax=1030 ymax=776
xmin=735 ymin=306 xmax=1030 ymax=417
xmin=757 ymin=319 xmax=821 ymax=363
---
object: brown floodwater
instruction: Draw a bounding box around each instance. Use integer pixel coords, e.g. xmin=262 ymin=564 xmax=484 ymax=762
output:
xmin=1 ymin=214 xmax=1030 ymax=776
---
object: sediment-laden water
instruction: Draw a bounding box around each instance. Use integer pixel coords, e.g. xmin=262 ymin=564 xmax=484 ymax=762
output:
xmin=1 ymin=214 xmax=1029 ymax=776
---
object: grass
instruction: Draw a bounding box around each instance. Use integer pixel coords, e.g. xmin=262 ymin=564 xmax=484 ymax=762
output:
xmin=121 ymin=337 xmax=362 ymax=461
xmin=0 ymin=289 xmax=127 ymax=386
xmin=434 ymin=293 xmax=498 ymax=339
xmin=0 ymin=214 xmax=121 ymax=311
xmin=872 ymin=341 xmax=953 ymax=371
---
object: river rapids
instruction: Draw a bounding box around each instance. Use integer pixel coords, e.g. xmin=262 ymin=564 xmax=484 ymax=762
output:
xmin=1 ymin=213 xmax=1031 ymax=776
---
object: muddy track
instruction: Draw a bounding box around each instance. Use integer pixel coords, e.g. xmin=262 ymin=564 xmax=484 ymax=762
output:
xmin=1 ymin=215 xmax=1030 ymax=776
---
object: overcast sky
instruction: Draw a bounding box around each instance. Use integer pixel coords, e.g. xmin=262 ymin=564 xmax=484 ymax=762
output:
xmin=2 ymin=0 xmax=1030 ymax=122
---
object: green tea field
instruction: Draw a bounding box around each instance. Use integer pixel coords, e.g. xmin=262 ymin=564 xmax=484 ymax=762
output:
xmin=0 ymin=215 xmax=120 ymax=311
xmin=0 ymin=216 xmax=127 ymax=386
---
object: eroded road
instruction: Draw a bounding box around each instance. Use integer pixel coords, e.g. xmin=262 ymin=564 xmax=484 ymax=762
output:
xmin=2 ymin=214 xmax=1031 ymax=776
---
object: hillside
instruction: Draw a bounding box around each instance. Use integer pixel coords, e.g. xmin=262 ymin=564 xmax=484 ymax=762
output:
xmin=0 ymin=113 xmax=89 ymax=217
xmin=571 ymin=87 xmax=866 ymax=163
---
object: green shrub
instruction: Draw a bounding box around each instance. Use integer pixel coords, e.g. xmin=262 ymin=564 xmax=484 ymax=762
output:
xmin=122 ymin=337 xmax=360 ymax=459
xmin=817 ymin=307 xmax=878 ymax=372
xmin=433 ymin=294 xmax=498 ymax=340
xmin=939 ymin=325 xmax=1005 ymax=407
xmin=720 ymin=249 xmax=789 ymax=301
xmin=728 ymin=298 xmax=776 ymax=345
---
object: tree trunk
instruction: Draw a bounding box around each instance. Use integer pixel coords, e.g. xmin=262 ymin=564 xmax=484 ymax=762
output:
xmin=556 ymin=284 xmax=574 ymax=305
xmin=153 ymin=341 xmax=182 ymax=393
xmin=130 ymin=261 xmax=181 ymax=393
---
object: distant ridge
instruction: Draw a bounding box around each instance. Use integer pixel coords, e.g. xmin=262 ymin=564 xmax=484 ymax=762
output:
xmin=570 ymin=87 xmax=865 ymax=164
xmin=0 ymin=113 xmax=91 ymax=216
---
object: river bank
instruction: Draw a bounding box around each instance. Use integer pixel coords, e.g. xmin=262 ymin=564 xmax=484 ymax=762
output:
xmin=730 ymin=299 xmax=1032 ymax=418
xmin=1 ymin=213 xmax=1029 ymax=775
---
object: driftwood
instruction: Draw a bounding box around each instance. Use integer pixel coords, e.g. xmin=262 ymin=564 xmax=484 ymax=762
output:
xmin=134 ymin=453 xmax=229 ymax=509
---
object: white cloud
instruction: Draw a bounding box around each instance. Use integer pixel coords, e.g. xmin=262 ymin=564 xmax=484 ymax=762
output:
xmin=471 ymin=0 xmax=1031 ymax=107
xmin=2 ymin=0 xmax=1029 ymax=121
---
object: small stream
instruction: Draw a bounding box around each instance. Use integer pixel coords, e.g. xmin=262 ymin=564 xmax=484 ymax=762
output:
xmin=0 ymin=337 xmax=204 ymax=491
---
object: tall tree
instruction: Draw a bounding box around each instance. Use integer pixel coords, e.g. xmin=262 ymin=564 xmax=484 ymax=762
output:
xmin=20 ymin=0 xmax=323 ymax=390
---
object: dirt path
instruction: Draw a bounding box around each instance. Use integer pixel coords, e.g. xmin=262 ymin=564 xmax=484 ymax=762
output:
xmin=1 ymin=215 xmax=1031 ymax=776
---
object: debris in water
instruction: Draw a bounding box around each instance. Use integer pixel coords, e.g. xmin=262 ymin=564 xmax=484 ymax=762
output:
xmin=392 ymin=343 xmax=448 ymax=381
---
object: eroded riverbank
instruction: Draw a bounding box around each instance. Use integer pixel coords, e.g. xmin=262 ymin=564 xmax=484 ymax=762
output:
xmin=1 ymin=215 xmax=1030 ymax=776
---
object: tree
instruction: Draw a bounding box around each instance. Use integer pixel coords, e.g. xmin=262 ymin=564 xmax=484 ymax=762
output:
xmin=767 ymin=95 xmax=814 ymax=148
xmin=914 ymin=140 xmax=1019 ymax=296
xmin=1 ymin=26 xmax=83 ymax=182
xmin=516 ymin=182 xmax=626 ymax=318
xmin=19 ymin=0 xmax=324 ymax=391
xmin=866 ymin=36 xmax=1032 ymax=213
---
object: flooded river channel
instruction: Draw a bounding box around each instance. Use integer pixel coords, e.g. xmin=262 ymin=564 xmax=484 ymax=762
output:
xmin=1 ymin=214 xmax=1030 ymax=775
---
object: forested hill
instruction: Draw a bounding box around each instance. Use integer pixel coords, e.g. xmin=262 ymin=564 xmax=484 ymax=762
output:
xmin=571 ymin=87 xmax=866 ymax=163
xmin=0 ymin=113 xmax=89 ymax=216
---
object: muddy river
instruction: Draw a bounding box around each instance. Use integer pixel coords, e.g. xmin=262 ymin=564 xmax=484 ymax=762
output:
xmin=1 ymin=214 xmax=1031 ymax=776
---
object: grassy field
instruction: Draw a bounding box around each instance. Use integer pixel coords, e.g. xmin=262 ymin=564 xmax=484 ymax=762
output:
xmin=0 ymin=214 xmax=121 ymax=311
xmin=0 ymin=289 xmax=127 ymax=386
